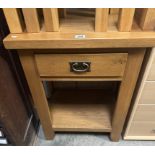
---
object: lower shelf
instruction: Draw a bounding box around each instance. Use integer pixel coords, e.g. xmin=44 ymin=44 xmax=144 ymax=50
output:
xmin=49 ymin=90 xmax=114 ymax=132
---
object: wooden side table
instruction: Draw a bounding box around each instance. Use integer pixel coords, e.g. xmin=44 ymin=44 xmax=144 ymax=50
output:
xmin=3 ymin=8 xmax=155 ymax=141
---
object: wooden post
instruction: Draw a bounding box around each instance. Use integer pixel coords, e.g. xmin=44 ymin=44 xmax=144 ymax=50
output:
xmin=18 ymin=51 xmax=54 ymax=139
xmin=22 ymin=8 xmax=40 ymax=33
xmin=95 ymin=8 xmax=109 ymax=32
xmin=43 ymin=8 xmax=59 ymax=32
xmin=118 ymin=8 xmax=135 ymax=32
xmin=110 ymin=49 xmax=145 ymax=141
xmin=135 ymin=8 xmax=155 ymax=30
xmin=110 ymin=8 xmax=119 ymax=14
xmin=3 ymin=8 xmax=24 ymax=33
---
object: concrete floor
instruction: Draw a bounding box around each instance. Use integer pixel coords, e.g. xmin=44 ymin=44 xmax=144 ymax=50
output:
xmin=34 ymin=126 xmax=155 ymax=146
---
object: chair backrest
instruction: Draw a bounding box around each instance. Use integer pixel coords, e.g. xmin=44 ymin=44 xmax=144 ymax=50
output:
xmin=3 ymin=8 xmax=155 ymax=34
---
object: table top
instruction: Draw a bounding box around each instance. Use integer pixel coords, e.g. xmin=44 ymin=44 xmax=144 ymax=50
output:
xmin=3 ymin=31 xmax=155 ymax=50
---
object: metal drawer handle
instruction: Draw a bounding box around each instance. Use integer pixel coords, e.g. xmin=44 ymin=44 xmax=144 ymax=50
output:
xmin=70 ymin=62 xmax=91 ymax=73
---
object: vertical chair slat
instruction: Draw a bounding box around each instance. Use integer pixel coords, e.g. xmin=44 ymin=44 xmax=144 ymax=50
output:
xmin=118 ymin=8 xmax=135 ymax=32
xmin=43 ymin=8 xmax=59 ymax=32
xmin=3 ymin=8 xmax=24 ymax=33
xmin=110 ymin=8 xmax=119 ymax=14
xmin=135 ymin=8 xmax=155 ymax=30
xmin=95 ymin=8 xmax=109 ymax=32
xmin=22 ymin=8 xmax=40 ymax=33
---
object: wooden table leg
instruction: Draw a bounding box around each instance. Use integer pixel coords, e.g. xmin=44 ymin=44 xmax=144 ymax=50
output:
xmin=18 ymin=51 xmax=54 ymax=139
xmin=110 ymin=49 xmax=146 ymax=141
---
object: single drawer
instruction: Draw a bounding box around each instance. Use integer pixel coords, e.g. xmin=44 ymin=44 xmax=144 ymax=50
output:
xmin=147 ymin=53 xmax=155 ymax=80
xmin=128 ymin=121 xmax=155 ymax=137
xmin=35 ymin=53 xmax=128 ymax=78
xmin=133 ymin=105 xmax=155 ymax=122
xmin=139 ymin=82 xmax=155 ymax=105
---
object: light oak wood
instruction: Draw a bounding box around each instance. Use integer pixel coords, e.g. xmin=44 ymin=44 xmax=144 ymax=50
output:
xmin=135 ymin=9 xmax=155 ymax=31
xmin=126 ymin=122 xmax=155 ymax=138
xmin=50 ymin=90 xmax=113 ymax=132
xmin=35 ymin=53 xmax=128 ymax=78
xmin=22 ymin=8 xmax=40 ymax=33
xmin=31 ymin=48 xmax=140 ymax=54
xmin=110 ymin=9 xmax=119 ymax=14
xmin=41 ymin=13 xmax=118 ymax=33
xmin=4 ymin=31 xmax=155 ymax=49
xmin=139 ymin=82 xmax=155 ymax=105
xmin=43 ymin=8 xmax=59 ymax=32
xmin=41 ymin=77 xmax=122 ymax=81
xmin=56 ymin=14 xmax=133 ymax=33
xmin=95 ymin=8 xmax=109 ymax=32
xmin=110 ymin=49 xmax=145 ymax=141
xmin=18 ymin=51 xmax=54 ymax=139
xmin=3 ymin=9 xmax=24 ymax=33
xmin=147 ymin=51 xmax=155 ymax=80
xmin=118 ymin=8 xmax=135 ymax=32
xmin=59 ymin=14 xmax=95 ymax=32
xmin=133 ymin=105 xmax=155 ymax=122
xmin=3 ymin=8 xmax=155 ymax=142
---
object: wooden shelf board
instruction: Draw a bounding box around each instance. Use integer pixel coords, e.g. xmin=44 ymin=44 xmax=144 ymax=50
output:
xmin=49 ymin=90 xmax=114 ymax=132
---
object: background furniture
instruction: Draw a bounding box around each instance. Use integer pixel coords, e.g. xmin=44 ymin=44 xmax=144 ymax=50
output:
xmin=124 ymin=48 xmax=155 ymax=140
xmin=2 ymin=8 xmax=155 ymax=142
xmin=0 ymin=9 xmax=38 ymax=145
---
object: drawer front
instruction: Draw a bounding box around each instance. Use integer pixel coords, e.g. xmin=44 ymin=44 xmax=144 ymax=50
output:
xmin=139 ymin=82 xmax=155 ymax=105
xmin=35 ymin=53 xmax=128 ymax=78
xmin=147 ymin=53 xmax=155 ymax=80
xmin=128 ymin=122 xmax=155 ymax=137
xmin=133 ymin=105 xmax=155 ymax=122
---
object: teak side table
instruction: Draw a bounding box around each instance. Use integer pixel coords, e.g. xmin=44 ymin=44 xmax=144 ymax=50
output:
xmin=3 ymin=8 xmax=155 ymax=141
